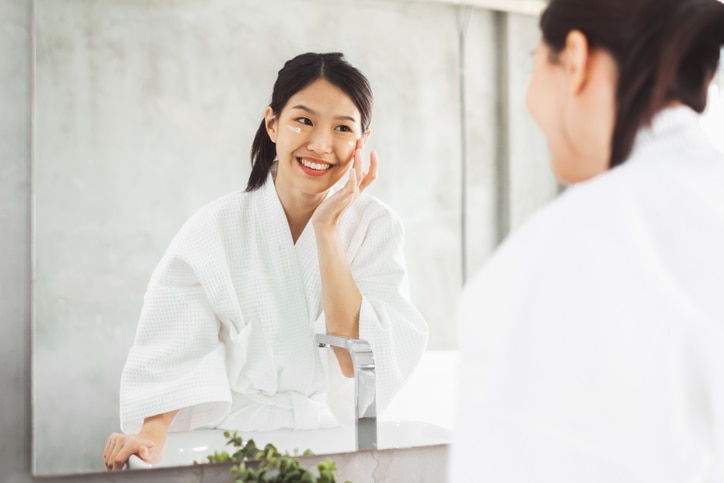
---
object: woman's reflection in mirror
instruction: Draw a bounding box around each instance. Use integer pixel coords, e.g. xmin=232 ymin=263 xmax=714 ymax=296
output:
xmin=103 ymin=52 xmax=428 ymax=471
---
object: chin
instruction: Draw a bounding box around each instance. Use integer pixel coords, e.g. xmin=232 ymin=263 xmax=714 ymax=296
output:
xmin=554 ymin=167 xmax=606 ymax=185
xmin=550 ymin=153 xmax=575 ymax=185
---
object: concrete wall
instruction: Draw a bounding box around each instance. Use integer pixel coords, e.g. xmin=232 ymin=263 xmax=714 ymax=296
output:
xmin=2 ymin=0 xmax=557 ymax=480
xmin=0 ymin=0 xmax=33 ymax=482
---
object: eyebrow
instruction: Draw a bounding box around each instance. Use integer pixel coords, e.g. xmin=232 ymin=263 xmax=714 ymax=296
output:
xmin=290 ymin=104 xmax=358 ymax=124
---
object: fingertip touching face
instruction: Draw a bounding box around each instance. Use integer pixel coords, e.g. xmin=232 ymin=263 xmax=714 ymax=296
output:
xmin=526 ymin=34 xmax=617 ymax=184
xmin=266 ymin=78 xmax=369 ymax=197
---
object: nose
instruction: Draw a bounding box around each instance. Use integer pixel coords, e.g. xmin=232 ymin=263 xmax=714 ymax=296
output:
xmin=306 ymin=127 xmax=333 ymax=154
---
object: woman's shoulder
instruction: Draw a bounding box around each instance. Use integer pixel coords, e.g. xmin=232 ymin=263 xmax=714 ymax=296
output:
xmin=197 ymin=189 xmax=252 ymax=216
xmin=181 ymin=190 xmax=253 ymax=227
xmin=165 ymin=189 xmax=255 ymax=250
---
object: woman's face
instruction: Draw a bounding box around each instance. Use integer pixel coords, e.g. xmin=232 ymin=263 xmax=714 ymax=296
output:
xmin=267 ymin=78 xmax=367 ymax=197
xmin=526 ymin=37 xmax=616 ymax=184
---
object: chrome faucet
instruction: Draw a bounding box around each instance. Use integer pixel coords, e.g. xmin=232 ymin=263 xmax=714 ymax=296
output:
xmin=315 ymin=333 xmax=377 ymax=451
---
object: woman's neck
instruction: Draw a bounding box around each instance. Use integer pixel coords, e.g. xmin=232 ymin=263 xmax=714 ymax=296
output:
xmin=273 ymin=178 xmax=327 ymax=243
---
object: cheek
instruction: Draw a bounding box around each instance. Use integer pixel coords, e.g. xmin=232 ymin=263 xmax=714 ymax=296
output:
xmin=526 ymin=73 xmax=570 ymax=181
xmin=526 ymin=71 xmax=552 ymax=133
xmin=274 ymin=132 xmax=292 ymax=152
xmin=527 ymin=73 xmax=565 ymax=147
xmin=525 ymin=78 xmax=537 ymax=121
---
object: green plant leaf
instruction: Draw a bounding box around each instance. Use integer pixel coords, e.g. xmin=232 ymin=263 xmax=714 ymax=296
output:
xmin=199 ymin=430 xmax=345 ymax=482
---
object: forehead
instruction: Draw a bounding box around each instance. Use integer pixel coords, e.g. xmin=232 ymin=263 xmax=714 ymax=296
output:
xmin=284 ymin=78 xmax=360 ymax=121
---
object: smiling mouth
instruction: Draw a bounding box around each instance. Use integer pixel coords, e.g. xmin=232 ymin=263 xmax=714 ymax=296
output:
xmin=297 ymin=157 xmax=331 ymax=171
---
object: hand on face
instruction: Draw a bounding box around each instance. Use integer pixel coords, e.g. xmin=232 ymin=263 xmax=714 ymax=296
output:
xmin=103 ymin=432 xmax=163 ymax=471
xmin=311 ymin=137 xmax=378 ymax=231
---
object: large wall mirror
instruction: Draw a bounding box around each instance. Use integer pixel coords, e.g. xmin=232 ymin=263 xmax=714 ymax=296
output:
xmin=32 ymin=0 xmax=559 ymax=476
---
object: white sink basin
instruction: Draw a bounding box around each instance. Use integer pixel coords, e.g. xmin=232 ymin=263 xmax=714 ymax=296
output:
xmin=128 ymin=420 xmax=452 ymax=469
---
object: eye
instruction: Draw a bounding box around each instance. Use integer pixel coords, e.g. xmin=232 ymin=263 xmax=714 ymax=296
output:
xmin=296 ymin=117 xmax=313 ymax=126
xmin=335 ymin=125 xmax=353 ymax=133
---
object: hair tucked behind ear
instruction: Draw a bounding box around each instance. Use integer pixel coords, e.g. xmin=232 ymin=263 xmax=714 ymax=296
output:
xmin=245 ymin=52 xmax=373 ymax=192
xmin=540 ymin=0 xmax=724 ymax=168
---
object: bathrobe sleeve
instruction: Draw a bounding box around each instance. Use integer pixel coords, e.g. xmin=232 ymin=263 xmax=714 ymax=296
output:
xmin=313 ymin=199 xmax=429 ymax=413
xmin=119 ymin=204 xmax=235 ymax=434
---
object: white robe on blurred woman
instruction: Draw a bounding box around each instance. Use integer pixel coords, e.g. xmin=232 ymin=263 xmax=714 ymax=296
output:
xmin=451 ymin=106 xmax=724 ymax=482
xmin=119 ymin=173 xmax=428 ymax=434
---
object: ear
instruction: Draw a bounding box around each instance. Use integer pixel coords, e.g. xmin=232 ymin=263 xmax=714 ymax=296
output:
xmin=362 ymin=128 xmax=371 ymax=143
xmin=563 ymin=30 xmax=591 ymax=96
xmin=264 ymin=106 xmax=278 ymax=143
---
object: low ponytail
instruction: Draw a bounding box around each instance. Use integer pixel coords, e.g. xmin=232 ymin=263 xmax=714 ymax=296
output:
xmin=246 ymin=119 xmax=277 ymax=192
xmin=611 ymin=0 xmax=724 ymax=167
xmin=646 ymin=0 xmax=723 ymax=119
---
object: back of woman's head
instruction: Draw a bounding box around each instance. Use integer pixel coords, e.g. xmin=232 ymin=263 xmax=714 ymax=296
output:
xmin=540 ymin=0 xmax=724 ymax=167
xmin=246 ymin=52 xmax=373 ymax=191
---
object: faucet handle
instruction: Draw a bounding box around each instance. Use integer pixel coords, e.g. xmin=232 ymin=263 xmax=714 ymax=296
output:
xmin=315 ymin=334 xmax=372 ymax=358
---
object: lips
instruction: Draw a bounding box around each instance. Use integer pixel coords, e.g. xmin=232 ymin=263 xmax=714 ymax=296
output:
xmin=297 ymin=157 xmax=331 ymax=176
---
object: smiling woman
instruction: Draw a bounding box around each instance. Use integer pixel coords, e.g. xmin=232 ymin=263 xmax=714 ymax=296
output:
xmin=103 ymin=52 xmax=429 ymax=471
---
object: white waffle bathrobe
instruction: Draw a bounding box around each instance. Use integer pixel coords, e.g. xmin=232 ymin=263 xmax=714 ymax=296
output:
xmin=120 ymin=175 xmax=428 ymax=434
xmin=451 ymin=106 xmax=724 ymax=482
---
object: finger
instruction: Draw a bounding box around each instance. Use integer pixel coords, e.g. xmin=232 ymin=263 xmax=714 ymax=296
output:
xmin=347 ymin=138 xmax=363 ymax=189
xmin=103 ymin=434 xmax=115 ymax=463
xmin=138 ymin=445 xmax=149 ymax=461
xmin=117 ymin=446 xmax=137 ymax=470
xmin=359 ymin=150 xmax=378 ymax=192
xmin=112 ymin=437 xmax=142 ymax=471
xmin=348 ymin=137 xmax=363 ymax=164
xmin=348 ymin=165 xmax=358 ymax=190
xmin=105 ymin=435 xmax=123 ymax=469
xmin=104 ymin=433 xmax=122 ymax=459
xmin=139 ymin=440 xmax=162 ymax=464
xmin=111 ymin=441 xmax=131 ymax=471
xmin=354 ymin=140 xmax=364 ymax=186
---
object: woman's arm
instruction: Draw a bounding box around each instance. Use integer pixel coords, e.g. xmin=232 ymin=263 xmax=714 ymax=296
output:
xmin=104 ymin=409 xmax=178 ymax=471
xmin=311 ymin=140 xmax=377 ymax=376
xmin=313 ymin=226 xmax=363 ymax=376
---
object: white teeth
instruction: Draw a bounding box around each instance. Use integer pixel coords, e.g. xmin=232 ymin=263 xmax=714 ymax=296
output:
xmin=299 ymin=158 xmax=330 ymax=170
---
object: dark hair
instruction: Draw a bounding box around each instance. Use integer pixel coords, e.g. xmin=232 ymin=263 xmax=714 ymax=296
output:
xmin=245 ymin=52 xmax=373 ymax=191
xmin=540 ymin=0 xmax=724 ymax=168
